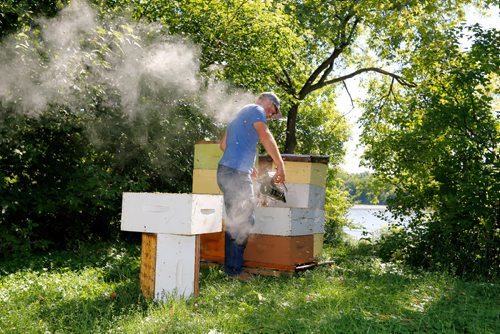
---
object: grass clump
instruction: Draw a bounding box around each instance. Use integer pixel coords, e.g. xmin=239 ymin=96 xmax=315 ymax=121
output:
xmin=1 ymin=241 xmax=498 ymax=333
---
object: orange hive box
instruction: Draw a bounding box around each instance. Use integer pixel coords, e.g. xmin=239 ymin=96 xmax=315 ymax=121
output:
xmin=244 ymin=234 xmax=315 ymax=271
xmin=200 ymin=230 xmax=225 ymax=264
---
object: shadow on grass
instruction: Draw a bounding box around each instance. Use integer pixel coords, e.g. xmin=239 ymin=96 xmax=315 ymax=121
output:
xmin=0 ymin=241 xmax=149 ymax=333
xmin=205 ymin=243 xmax=500 ymax=333
xmin=0 ymin=240 xmax=141 ymax=276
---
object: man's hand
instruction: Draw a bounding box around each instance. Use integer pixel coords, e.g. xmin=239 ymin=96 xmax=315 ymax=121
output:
xmin=274 ymin=165 xmax=286 ymax=184
xmin=254 ymin=121 xmax=286 ymax=184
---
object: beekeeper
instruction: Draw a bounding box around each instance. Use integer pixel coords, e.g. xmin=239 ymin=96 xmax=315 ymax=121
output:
xmin=217 ymin=92 xmax=286 ymax=280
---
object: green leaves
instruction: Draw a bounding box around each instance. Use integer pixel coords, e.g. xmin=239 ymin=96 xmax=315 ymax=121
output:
xmin=361 ymin=25 xmax=500 ymax=278
xmin=0 ymin=4 xmax=223 ymax=257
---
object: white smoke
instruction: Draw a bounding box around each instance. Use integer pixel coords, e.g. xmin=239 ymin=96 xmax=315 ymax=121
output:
xmin=203 ymin=80 xmax=255 ymax=123
xmin=41 ymin=0 xmax=96 ymax=49
xmin=0 ymin=0 xmax=98 ymax=114
xmin=0 ymin=0 xmax=254 ymax=122
xmin=0 ymin=0 xmax=260 ymax=241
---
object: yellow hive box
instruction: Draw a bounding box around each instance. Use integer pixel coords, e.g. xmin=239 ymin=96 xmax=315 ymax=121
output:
xmin=194 ymin=142 xmax=222 ymax=170
xmin=313 ymin=233 xmax=324 ymax=259
xmin=260 ymin=159 xmax=328 ymax=188
xmin=284 ymin=161 xmax=327 ymax=187
xmin=192 ymin=169 xmax=222 ymax=194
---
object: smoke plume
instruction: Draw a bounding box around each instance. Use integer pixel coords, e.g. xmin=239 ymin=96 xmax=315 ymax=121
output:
xmin=0 ymin=0 xmax=254 ymax=122
xmin=0 ymin=0 xmax=260 ymax=241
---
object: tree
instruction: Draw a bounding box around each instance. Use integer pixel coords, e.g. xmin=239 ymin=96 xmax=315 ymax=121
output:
xmin=0 ymin=2 xmax=221 ymax=256
xmin=0 ymin=0 xmax=68 ymax=39
xmin=360 ymin=25 xmax=499 ymax=278
xmin=117 ymin=0 xmax=485 ymax=153
xmin=339 ymin=171 xmax=395 ymax=205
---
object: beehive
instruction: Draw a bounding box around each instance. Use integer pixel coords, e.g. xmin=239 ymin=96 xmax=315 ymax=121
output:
xmin=244 ymin=234 xmax=314 ymax=271
xmin=253 ymin=207 xmax=325 ymax=236
xmin=192 ymin=141 xmax=226 ymax=264
xmin=193 ymin=140 xmax=329 ymax=272
xmin=121 ymin=192 xmax=223 ymax=300
xmin=192 ymin=141 xmax=223 ymax=195
xmin=250 ymin=154 xmax=329 ymax=269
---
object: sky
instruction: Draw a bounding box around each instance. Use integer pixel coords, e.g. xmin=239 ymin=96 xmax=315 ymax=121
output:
xmin=338 ymin=5 xmax=500 ymax=174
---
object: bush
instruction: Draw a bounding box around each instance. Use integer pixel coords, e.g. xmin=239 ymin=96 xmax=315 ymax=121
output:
xmin=0 ymin=101 xmax=218 ymax=258
xmin=361 ymin=26 xmax=500 ymax=279
xmin=0 ymin=6 xmax=223 ymax=257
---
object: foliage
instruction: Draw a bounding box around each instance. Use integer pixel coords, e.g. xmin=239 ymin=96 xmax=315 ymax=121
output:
xmin=0 ymin=0 xmax=69 ymax=39
xmin=360 ymin=25 xmax=500 ymax=278
xmin=323 ymin=167 xmax=351 ymax=245
xmin=0 ymin=5 xmax=221 ymax=257
xmin=340 ymin=171 xmax=395 ymax=205
xmin=1 ymin=241 xmax=499 ymax=333
xmin=0 ymin=107 xmax=119 ymax=255
xmin=111 ymin=0 xmax=485 ymax=153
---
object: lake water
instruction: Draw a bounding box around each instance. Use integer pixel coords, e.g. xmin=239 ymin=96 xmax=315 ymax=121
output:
xmin=343 ymin=205 xmax=391 ymax=240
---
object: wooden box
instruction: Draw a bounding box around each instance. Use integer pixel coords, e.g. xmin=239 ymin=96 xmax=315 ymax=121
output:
xmin=140 ymin=233 xmax=200 ymax=301
xmin=194 ymin=141 xmax=222 ymax=170
xmin=253 ymin=207 xmax=325 ymax=236
xmin=192 ymin=169 xmax=222 ymax=194
xmin=200 ymin=231 xmax=225 ymax=263
xmin=192 ymin=142 xmax=223 ymax=195
xmin=121 ymin=193 xmax=223 ymax=235
xmin=258 ymin=183 xmax=326 ymax=209
xmin=259 ymin=154 xmax=329 ymax=188
xmin=244 ymin=234 xmax=315 ymax=270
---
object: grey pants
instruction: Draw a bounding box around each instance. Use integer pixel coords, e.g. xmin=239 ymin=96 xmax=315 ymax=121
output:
xmin=216 ymin=164 xmax=255 ymax=245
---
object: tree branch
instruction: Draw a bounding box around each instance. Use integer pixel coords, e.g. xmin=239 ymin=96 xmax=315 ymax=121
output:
xmin=318 ymin=61 xmax=335 ymax=86
xmin=343 ymin=80 xmax=355 ymax=109
xmin=299 ymin=12 xmax=360 ymax=100
xmin=309 ymin=67 xmax=416 ymax=94
xmin=299 ymin=48 xmax=343 ymax=100
xmin=277 ymin=68 xmax=297 ymax=98
xmin=386 ymin=77 xmax=395 ymax=98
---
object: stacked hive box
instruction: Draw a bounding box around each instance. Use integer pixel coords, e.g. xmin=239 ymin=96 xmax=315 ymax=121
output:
xmin=246 ymin=155 xmax=329 ymax=271
xmin=120 ymin=193 xmax=223 ymax=300
xmin=194 ymin=142 xmax=329 ymax=272
xmin=192 ymin=141 xmax=225 ymax=264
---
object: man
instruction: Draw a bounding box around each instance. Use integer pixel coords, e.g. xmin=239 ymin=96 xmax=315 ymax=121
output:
xmin=217 ymin=92 xmax=286 ymax=280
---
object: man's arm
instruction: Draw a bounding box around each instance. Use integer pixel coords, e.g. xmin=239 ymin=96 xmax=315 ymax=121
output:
xmin=254 ymin=121 xmax=285 ymax=183
xmin=219 ymin=130 xmax=227 ymax=151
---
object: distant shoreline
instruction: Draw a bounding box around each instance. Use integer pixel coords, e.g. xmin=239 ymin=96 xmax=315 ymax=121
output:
xmin=344 ymin=205 xmax=390 ymax=240
xmin=350 ymin=204 xmax=387 ymax=210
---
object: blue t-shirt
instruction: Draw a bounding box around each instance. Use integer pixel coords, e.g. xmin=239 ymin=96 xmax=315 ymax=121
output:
xmin=219 ymin=104 xmax=267 ymax=173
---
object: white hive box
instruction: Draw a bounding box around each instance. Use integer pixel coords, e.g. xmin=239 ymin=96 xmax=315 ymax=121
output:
xmin=154 ymin=234 xmax=197 ymax=300
xmin=253 ymin=207 xmax=325 ymax=236
xmin=258 ymin=183 xmax=326 ymax=209
xmin=121 ymin=193 xmax=223 ymax=235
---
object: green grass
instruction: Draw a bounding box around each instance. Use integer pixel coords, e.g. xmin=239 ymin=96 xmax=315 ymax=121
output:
xmin=1 ymin=241 xmax=498 ymax=333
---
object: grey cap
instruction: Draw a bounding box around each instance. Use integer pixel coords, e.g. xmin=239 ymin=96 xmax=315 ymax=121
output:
xmin=260 ymin=92 xmax=282 ymax=119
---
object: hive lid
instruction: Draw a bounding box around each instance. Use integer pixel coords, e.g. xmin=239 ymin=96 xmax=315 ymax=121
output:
xmin=259 ymin=154 xmax=329 ymax=164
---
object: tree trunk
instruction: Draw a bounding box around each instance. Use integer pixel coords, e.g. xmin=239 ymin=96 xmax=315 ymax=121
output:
xmin=284 ymin=102 xmax=299 ymax=154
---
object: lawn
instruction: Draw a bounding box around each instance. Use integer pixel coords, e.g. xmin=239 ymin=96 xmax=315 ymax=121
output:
xmin=1 ymin=241 xmax=498 ymax=333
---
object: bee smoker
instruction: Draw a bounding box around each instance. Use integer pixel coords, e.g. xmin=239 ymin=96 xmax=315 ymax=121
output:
xmin=258 ymin=172 xmax=287 ymax=203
